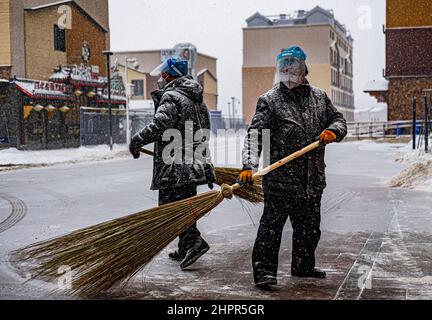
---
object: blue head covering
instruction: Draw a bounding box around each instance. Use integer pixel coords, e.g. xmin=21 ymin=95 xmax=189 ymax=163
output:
xmin=277 ymin=46 xmax=307 ymax=62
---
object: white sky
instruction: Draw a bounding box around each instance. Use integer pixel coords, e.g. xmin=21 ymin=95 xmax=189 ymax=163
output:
xmin=109 ymin=0 xmax=386 ymax=115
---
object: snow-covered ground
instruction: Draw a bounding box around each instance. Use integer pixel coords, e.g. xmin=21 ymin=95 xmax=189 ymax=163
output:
xmin=0 ymin=145 xmax=130 ymax=169
xmin=389 ymin=141 xmax=432 ymax=192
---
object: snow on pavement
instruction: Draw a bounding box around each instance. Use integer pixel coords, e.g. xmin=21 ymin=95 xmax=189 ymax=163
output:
xmin=389 ymin=140 xmax=432 ymax=192
xmin=0 ymin=145 xmax=130 ymax=168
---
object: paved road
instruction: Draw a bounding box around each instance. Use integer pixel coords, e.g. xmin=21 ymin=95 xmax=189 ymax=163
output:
xmin=1 ymin=141 xmax=432 ymax=300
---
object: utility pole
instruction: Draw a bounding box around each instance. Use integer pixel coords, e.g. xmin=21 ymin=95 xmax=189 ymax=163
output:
xmin=227 ymin=102 xmax=232 ymax=129
xmin=125 ymin=57 xmax=138 ymax=146
xmin=425 ymin=95 xmax=429 ymax=153
xmin=231 ymin=97 xmax=237 ymax=129
xmin=103 ymin=51 xmax=114 ymax=151
xmin=423 ymin=89 xmax=432 ymax=153
xmin=413 ymin=97 xmax=417 ymax=150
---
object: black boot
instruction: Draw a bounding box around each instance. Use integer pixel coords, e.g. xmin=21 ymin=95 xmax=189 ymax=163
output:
xmin=168 ymin=250 xmax=185 ymax=262
xmin=180 ymin=237 xmax=210 ymax=269
xmin=292 ymin=268 xmax=327 ymax=279
xmin=255 ymin=275 xmax=277 ymax=289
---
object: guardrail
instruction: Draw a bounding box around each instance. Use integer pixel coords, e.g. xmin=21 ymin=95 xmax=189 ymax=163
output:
xmin=347 ymin=121 xmax=427 ymax=138
xmin=348 ymin=120 xmax=431 ymax=151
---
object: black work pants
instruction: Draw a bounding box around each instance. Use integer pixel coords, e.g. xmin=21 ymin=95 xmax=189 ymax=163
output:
xmin=252 ymin=191 xmax=322 ymax=282
xmin=159 ymin=186 xmax=201 ymax=256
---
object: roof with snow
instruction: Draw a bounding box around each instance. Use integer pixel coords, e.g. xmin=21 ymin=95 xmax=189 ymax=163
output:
xmin=14 ymin=79 xmax=75 ymax=101
xmin=364 ymin=80 xmax=389 ymax=93
xmin=24 ymin=0 xmax=108 ymax=32
xmin=245 ymin=6 xmax=353 ymax=43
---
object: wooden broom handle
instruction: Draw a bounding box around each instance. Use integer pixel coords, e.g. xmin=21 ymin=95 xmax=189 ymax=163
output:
xmin=231 ymin=141 xmax=322 ymax=191
xmin=140 ymin=148 xmax=155 ymax=156
xmin=141 ymin=141 xmax=322 ymax=192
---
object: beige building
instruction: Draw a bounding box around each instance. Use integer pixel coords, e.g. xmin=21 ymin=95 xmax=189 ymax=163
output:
xmin=243 ymin=6 xmax=354 ymax=123
xmin=0 ymin=0 xmax=109 ymax=80
xmin=113 ymin=49 xmax=219 ymax=111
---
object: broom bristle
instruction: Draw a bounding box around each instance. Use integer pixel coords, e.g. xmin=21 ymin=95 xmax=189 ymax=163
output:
xmin=215 ymin=167 xmax=264 ymax=203
xmin=13 ymin=190 xmax=225 ymax=298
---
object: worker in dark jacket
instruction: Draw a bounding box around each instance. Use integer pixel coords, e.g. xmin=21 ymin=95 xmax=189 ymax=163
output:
xmin=129 ymin=57 xmax=216 ymax=270
xmin=237 ymin=46 xmax=347 ymax=288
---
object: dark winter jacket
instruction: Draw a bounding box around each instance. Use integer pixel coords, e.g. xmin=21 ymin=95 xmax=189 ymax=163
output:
xmin=134 ymin=76 xmax=216 ymax=191
xmin=242 ymin=82 xmax=347 ymax=197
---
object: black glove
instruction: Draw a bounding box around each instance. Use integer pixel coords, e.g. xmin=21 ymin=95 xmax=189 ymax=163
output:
xmin=204 ymin=164 xmax=215 ymax=190
xmin=129 ymin=134 xmax=143 ymax=159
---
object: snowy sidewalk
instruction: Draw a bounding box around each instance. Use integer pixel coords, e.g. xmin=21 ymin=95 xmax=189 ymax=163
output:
xmin=0 ymin=145 xmax=130 ymax=171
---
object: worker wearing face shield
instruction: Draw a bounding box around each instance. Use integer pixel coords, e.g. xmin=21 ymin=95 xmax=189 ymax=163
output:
xmin=237 ymin=46 xmax=347 ymax=288
xmin=129 ymin=57 xmax=216 ymax=270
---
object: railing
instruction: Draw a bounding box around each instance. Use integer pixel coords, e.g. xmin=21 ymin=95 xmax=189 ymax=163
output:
xmin=347 ymin=121 xmax=425 ymax=138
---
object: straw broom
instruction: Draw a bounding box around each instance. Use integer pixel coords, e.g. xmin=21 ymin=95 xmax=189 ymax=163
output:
xmin=13 ymin=141 xmax=321 ymax=298
xmin=140 ymin=148 xmax=264 ymax=203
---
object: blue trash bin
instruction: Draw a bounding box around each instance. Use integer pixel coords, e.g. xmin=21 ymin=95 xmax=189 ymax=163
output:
xmin=396 ymin=126 xmax=404 ymax=136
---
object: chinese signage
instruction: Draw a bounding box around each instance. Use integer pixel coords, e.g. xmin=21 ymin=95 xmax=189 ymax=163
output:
xmin=34 ymin=81 xmax=73 ymax=94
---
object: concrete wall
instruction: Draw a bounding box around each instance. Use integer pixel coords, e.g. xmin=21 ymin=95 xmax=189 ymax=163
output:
xmin=0 ymin=0 xmax=11 ymax=68
xmin=24 ymin=7 xmax=67 ymax=80
xmin=243 ymin=25 xmax=331 ymax=68
xmin=198 ymin=71 xmax=218 ymax=111
xmin=10 ymin=0 xmax=26 ymax=78
xmin=387 ymin=0 xmax=432 ymax=28
xmin=197 ymin=53 xmax=217 ymax=79
xmin=242 ymin=66 xmax=274 ymax=123
xmin=118 ymin=65 xmax=147 ymax=99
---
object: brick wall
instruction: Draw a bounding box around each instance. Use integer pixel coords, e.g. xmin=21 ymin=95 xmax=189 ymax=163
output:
xmin=388 ymin=78 xmax=432 ymax=121
xmin=67 ymin=5 xmax=107 ymax=76
xmin=386 ymin=28 xmax=432 ymax=77
xmin=24 ymin=7 xmax=67 ymax=80
xmin=387 ymin=0 xmax=432 ymax=29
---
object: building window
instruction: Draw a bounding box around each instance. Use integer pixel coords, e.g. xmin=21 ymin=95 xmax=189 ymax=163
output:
xmin=54 ymin=25 xmax=66 ymax=52
xmin=132 ymin=80 xmax=144 ymax=97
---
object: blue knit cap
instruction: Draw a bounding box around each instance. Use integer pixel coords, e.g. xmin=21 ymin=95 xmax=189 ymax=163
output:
xmin=277 ymin=46 xmax=307 ymax=62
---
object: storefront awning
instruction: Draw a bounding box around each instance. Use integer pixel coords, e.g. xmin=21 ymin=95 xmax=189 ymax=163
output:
xmin=15 ymin=79 xmax=75 ymax=101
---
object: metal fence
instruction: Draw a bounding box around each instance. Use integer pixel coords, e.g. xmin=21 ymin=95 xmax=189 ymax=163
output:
xmin=79 ymin=107 xmax=154 ymax=146
xmin=79 ymin=107 xmax=248 ymax=147
xmin=348 ymin=120 xmax=432 ymax=151
xmin=209 ymin=111 xmax=247 ymax=132
xmin=0 ymin=110 xmax=10 ymax=149
xmin=347 ymin=121 xmax=428 ymax=138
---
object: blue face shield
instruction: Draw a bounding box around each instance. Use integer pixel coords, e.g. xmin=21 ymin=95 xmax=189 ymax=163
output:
xmin=150 ymin=57 xmax=188 ymax=78
xmin=275 ymin=57 xmax=306 ymax=88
